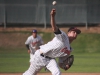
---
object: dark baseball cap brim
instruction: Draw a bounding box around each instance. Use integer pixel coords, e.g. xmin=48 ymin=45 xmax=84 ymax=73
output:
xmin=71 ymin=29 xmax=81 ymax=34
xmin=68 ymin=27 xmax=81 ymax=34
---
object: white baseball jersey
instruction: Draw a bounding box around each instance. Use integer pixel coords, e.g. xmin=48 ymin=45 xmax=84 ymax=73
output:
xmin=23 ymin=30 xmax=72 ymax=75
xmin=40 ymin=30 xmax=72 ymax=58
xmin=25 ymin=35 xmax=43 ymax=54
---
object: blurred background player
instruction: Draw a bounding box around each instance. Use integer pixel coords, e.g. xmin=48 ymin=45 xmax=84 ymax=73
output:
xmin=25 ymin=29 xmax=44 ymax=64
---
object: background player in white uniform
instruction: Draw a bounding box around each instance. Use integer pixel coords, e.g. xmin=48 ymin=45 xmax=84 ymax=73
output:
xmin=23 ymin=9 xmax=81 ymax=75
xmin=25 ymin=29 xmax=44 ymax=63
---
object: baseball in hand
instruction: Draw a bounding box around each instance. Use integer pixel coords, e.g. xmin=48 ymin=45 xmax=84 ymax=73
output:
xmin=52 ymin=1 xmax=57 ymax=6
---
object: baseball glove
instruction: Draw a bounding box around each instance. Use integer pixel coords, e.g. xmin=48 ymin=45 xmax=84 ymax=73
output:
xmin=60 ymin=55 xmax=74 ymax=71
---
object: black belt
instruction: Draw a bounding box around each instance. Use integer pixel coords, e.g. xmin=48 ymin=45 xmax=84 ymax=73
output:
xmin=40 ymin=53 xmax=52 ymax=59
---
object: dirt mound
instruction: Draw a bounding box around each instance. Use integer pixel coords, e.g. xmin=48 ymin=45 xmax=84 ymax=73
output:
xmin=0 ymin=73 xmax=100 ymax=75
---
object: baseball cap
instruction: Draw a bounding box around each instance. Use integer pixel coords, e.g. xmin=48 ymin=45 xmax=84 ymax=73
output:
xmin=68 ymin=27 xmax=81 ymax=34
xmin=32 ymin=29 xmax=37 ymax=33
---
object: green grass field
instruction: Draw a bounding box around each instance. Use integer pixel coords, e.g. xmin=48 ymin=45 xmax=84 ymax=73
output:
xmin=0 ymin=32 xmax=100 ymax=73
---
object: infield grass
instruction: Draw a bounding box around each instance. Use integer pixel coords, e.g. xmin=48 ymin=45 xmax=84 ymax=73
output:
xmin=0 ymin=49 xmax=100 ymax=73
xmin=0 ymin=32 xmax=100 ymax=73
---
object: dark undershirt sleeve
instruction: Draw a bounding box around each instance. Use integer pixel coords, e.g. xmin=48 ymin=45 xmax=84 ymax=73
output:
xmin=54 ymin=28 xmax=61 ymax=34
xmin=26 ymin=44 xmax=29 ymax=50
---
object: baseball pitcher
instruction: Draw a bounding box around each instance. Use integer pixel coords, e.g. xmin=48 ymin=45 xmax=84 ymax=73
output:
xmin=23 ymin=9 xmax=81 ymax=75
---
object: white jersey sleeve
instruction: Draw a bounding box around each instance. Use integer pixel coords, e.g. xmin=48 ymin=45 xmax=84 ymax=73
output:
xmin=40 ymin=40 xmax=56 ymax=54
xmin=25 ymin=36 xmax=31 ymax=45
xmin=54 ymin=30 xmax=68 ymax=42
xmin=40 ymin=29 xmax=70 ymax=58
xmin=38 ymin=35 xmax=44 ymax=45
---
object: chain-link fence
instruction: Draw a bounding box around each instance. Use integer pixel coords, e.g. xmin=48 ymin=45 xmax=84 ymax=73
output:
xmin=0 ymin=0 xmax=100 ymax=28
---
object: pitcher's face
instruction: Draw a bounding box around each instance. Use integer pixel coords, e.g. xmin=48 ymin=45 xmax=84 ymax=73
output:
xmin=68 ymin=31 xmax=77 ymax=40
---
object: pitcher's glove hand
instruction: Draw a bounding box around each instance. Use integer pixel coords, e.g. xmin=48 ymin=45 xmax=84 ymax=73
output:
xmin=60 ymin=55 xmax=74 ymax=71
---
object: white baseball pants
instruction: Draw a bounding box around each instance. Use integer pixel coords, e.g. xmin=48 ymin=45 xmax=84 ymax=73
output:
xmin=23 ymin=50 xmax=61 ymax=75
